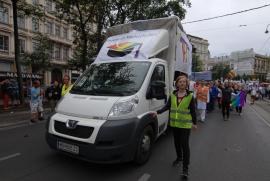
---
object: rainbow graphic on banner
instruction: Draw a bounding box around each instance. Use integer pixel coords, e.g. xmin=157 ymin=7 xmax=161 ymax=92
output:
xmin=107 ymin=42 xmax=142 ymax=57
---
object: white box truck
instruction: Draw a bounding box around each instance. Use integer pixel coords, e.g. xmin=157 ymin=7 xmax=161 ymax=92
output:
xmin=46 ymin=16 xmax=192 ymax=164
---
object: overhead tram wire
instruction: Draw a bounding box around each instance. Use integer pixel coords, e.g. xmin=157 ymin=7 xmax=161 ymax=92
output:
xmin=183 ymin=4 xmax=270 ymax=24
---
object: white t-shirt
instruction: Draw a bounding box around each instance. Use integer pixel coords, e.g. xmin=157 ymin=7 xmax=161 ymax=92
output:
xmin=251 ymin=89 xmax=257 ymax=96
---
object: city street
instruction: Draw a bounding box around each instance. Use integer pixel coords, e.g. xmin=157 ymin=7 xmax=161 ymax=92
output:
xmin=0 ymin=101 xmax=270 ymax=181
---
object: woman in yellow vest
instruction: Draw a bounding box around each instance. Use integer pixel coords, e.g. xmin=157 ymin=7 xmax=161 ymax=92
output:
xmin=61 ymin=75 xmax=73 ymax=97
xmin=153 ymin=75 xmax=197 ymax=179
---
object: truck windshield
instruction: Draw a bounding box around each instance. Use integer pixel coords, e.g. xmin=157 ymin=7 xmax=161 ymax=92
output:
xmin=70 ymin=61 xmax=151 ymax=96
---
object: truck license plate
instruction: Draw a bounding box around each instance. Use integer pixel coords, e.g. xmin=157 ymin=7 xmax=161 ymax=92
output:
xmin=57 ymin=141 xmax=79 ymax=154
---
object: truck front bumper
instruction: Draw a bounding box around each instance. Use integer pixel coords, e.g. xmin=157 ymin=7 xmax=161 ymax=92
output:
xmin=46 ymin=117 xmax=139 ymax=164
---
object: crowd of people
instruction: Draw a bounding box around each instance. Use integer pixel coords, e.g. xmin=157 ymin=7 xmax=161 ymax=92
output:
xmin=190 ymin=79 xmax=252 ymax=121
xmin=0 ymin=78 xmax=20 ymax=110
xmin=29 ymin=74 xmax=72 ymax=123
xmin=0 ymin=75 xmax=73 ymax=122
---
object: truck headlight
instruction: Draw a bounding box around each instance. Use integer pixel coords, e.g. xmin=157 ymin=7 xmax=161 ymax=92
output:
xmin=109 ymin=96 xmax=139 ymax=117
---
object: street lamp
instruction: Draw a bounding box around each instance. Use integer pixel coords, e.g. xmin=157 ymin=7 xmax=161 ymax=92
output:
xmin=265 ymin=24 xmax=270 ymax=34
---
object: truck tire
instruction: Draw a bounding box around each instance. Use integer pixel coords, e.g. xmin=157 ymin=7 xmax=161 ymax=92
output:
xmin=134 ymin=125 xmax=154 ymax=165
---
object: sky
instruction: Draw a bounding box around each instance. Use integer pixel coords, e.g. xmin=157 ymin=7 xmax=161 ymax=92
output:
xmin=182 ymin=0 xmax=270 ymax=57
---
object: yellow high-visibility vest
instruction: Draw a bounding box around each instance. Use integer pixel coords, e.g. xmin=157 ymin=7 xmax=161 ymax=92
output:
xmin=170 ymin=93 xmax=193 ymax=129
xmin=61 ymin=84 xmax=72 ymax=96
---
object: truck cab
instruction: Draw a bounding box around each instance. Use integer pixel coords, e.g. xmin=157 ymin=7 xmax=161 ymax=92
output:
xmin=46 ymin=58 xmax=169 ymax=164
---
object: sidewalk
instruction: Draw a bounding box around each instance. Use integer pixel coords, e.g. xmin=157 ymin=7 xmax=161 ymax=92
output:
xmin=0 ymin=103 xmax=50 ymax=129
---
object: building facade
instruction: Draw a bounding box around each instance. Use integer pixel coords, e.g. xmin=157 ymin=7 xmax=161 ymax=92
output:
xmin=0 ymin=0 xmax=73 ymax=86
xmin=254 ymin=54 xmax=270 ymax=81
xmin=207 ymin=49 xmax=270 ymax=81
xmin=187 ymin=34 xmax=210 ymax=70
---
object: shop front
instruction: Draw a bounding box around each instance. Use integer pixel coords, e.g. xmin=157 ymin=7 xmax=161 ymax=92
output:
xmin=0 ymin=71 xmax=43 ymax=106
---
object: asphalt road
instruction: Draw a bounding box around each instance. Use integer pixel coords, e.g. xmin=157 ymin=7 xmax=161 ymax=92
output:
xmin=0 ymin=102 xmax=270 ymax=181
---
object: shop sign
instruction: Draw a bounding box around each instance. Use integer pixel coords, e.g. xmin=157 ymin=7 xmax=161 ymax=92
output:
xmin=0 ymin=71 xmax=43 ymax=79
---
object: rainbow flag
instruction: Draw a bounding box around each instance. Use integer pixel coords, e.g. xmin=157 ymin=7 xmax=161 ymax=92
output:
xmin=231 ymin=93 xmax=240 ymax=107
xmin=231 ymin=91 xmax=246 ymax=108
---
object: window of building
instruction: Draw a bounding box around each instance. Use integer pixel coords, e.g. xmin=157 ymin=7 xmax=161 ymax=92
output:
xmin=46 ymin=21 xmax=53 ymax=35
xmin=54 ymin=44 xmax=61 ymax=59
xmin=63 ymin=27 xmax=68 ymax=39
xmin=32 ymin=40 xmax=39 ymax=52
xmin=55 ymin=24 xmax=60 ymax=37
xmin=45 ymin=0 xmax=53 ymax=12
xmin=63 ymin=46 xmax=69 ymax=60
xmin=32 ymin=17 xmax=39 ymax=32
xmin=0 ymin=6 xmax=8 ymax=24
xmin=0 ymin=35 xmax=9 ymax=51
xmin=49 ymin=42 xmax=54 ymax=59
xmin=18 ymin=15 xmax=25 ymax=29
xmin=32 ymin=0 xmax=39 ymax=5
xmin=21 ymin=65 xmax=28 ymax=72
xmin=0 ymin=62 xmax=11 ymax=71
xmin=19 ymin=39 xmax=26 ymax=54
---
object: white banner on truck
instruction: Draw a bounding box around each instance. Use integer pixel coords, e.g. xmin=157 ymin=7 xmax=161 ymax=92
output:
xmin=96 ymin=29 xmax=169 ymax=62
xmin=175 ymin=30 xmax=192 ymax=75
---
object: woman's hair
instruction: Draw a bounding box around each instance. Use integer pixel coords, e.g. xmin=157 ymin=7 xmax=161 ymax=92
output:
xmin=63 ymin=74 xmax=70 ymax=80
xmin=175 ymin=75 xmax=189 ymax=88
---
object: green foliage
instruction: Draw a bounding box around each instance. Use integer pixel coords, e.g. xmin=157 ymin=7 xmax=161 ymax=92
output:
xmin=17 ymin=0 xmax=45 ymax=19
xmin=211 ymin=63 xmax=231 ymax=80
xmin=54 ymin=0 xmax=190 ymax=71
xmin=192 ymin=54 xmax=204 ymax=72
xmin=20 ymin=34 xmax=51 ymax=73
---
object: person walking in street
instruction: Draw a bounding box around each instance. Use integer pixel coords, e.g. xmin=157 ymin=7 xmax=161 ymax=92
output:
xmin=30 ymin=80 xmax=42 ymax=123
xmin=195 ymin=81 xmax=209 ymax=123
xmin=221 ymin=81 xmax=232 ymax=121
xmin=153 ymin=75 xmax=197 ymax=179
xmin=267 ymin=84 xmax=270 ymax=99
xmin=38 ymin=84 xmax=45 ymax=120
xmin=234 ymin=85 xmax=246 ymax=116
xmin=61 ymin=75 xmax=72 ymax=97
xmin=9 ymin=79 xmax=20 ymax=107
xmin=46 ymin=80 xmax=61 ymax=112
xmin=250 ymin=85 xmax=257 ymax=105
xmin=0 ymin=78 xmax=10 ymax=111
xmin=259 ymin=84 xmax=266 ymax=100
xmin=208 ymin=82 xmax=219 ymax=112
xmin=217 ymin=82 xmax=223 ymax=109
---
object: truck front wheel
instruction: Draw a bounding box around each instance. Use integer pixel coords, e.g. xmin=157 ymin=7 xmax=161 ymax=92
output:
xmin=134 ymin=125 xmax=154 ymax=165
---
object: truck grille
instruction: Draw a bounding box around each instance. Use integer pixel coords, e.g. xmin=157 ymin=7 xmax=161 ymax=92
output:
xmin=54 ymin=120 xmax=94 ymax=139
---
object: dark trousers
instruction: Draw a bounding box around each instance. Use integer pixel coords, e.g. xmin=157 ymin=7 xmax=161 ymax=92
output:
xmin=172 ymin=127 xmax=191 ymax=169
xmin=217 ymin=97 xmax=222 ymax=109
xmin=222 ymin=101 xmax=230 ymax=118
xmin=236 ymin=106 xmax=242 ymax=113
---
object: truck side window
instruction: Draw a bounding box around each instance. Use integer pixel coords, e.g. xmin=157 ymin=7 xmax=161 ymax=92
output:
xmin=147 ymin=65 xmax=166 ymax=99
xmin=151 ymin=65 xmax=165 ymax=83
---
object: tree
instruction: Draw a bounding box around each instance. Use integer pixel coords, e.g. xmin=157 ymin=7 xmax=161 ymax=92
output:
xmin=55 ymin=0 xmax=190 ymax=71
xmin=211 ymin=63 xmax=231 ymax=80
xmin=54 ymin=0 xmax=97 ymax=71
xmin=21 ymin=33 xmax=51 ymax=73
xmin=9 ymin=0 xmax=44 ymax=104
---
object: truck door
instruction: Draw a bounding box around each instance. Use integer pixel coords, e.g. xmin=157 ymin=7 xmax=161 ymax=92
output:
xmin=148 ymin=64 xmax=169 ymax=135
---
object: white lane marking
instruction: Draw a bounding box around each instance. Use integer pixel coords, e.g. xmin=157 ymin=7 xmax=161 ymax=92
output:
xmin=138 ymin=173 xmax=151 ymax=181
xmin=0 ymin=153 xmax=21 ymax=162
xmin=248 ymin=104 xmax=270 ymax=128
